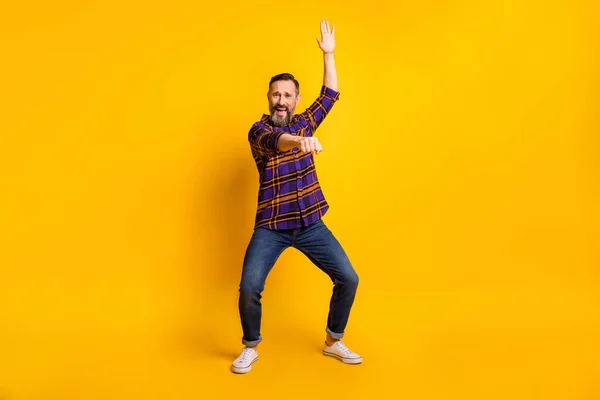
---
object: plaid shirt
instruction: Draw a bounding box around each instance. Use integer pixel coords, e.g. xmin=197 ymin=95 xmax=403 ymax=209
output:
xmin=248 ymin=85 xmax=340 ymax=230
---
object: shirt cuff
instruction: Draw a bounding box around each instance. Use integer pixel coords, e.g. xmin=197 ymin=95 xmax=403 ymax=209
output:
xmin=270 ymin=130 xmax=287 ymax=154
xmin=321 ymin=85 xmax=340 ymax=101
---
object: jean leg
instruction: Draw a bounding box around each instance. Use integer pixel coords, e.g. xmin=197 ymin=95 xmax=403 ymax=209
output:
xmin=238 ymin=227 xmax=290 ymax=346
xmin=293 ymin=220 xmax=359 ymax=339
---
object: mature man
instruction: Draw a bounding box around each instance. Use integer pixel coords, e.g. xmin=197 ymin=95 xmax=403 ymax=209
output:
xmin=232 ymin=20 xmax=361 ymax=374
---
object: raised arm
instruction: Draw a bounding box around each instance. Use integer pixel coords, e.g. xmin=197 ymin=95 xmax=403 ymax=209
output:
xmin=295 ymin=20 xmax=340 ymax=135
xmin=317 ymin=20 xmax=337 ymax=91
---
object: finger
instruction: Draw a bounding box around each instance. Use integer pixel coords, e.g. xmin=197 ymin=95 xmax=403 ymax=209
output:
xmin=321 ymin=20 xmax=325 ymax=36
xmin=306 ymin=140 xmax=313 ymax=153
xmin=332 ymin=24 xmax=335 ymax=36
xmin=325 ymin=21 xmax=330 ymax=34
xmin=312 ymin=139 xmax=319 ymax=152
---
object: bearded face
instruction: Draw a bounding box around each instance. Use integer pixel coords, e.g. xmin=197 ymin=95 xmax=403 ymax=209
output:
xmin=267 ymin=80 xmax=300 ymax=127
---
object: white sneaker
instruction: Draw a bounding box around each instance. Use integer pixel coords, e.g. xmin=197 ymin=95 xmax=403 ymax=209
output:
xmin=323 ymin=341 xmax=362 ymax=364
xmin=232 ymin=347 xmax=259 ymax=374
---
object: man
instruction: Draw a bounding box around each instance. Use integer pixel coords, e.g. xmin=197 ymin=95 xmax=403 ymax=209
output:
xmin=232 ymin=20 xmax=361 ymax=374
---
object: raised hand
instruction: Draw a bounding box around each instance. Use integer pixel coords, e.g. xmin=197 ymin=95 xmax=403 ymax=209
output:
xmin=316 ymin=20 xmax=335 ymax=54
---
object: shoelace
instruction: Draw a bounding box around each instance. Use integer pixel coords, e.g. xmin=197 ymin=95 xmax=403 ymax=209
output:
xmin=240 ymin=348 xmax=255 ymax=362
xmin=334 ymin=342 xmax=351 ymax=355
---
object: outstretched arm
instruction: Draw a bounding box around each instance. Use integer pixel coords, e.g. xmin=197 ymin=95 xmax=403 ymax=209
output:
xmin=316 ymin=20 xmax=337 ymax=91
xmin=278 ymin=134 xmax=322 ymax=153
xmin=249 ymin=125 xmax=323 ymax=155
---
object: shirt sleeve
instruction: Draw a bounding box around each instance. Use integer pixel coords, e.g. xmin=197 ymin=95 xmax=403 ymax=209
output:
xmin=248 ymin=122 xmax=286 ymax=157
xmin=248 ymin=118 xmax=313 ymax=156
xmin=298 ymin=86 xmax=340 ymax=136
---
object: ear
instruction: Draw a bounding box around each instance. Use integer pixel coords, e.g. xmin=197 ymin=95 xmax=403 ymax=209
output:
xmin=296 ymin=93 xmax=301 ymax=104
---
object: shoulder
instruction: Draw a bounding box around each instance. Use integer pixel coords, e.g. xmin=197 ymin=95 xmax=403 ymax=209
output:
xmin=249 ymin=115 xmax=273 ymax=134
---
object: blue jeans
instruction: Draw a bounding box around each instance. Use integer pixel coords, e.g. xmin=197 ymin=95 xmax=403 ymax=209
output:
xmin=238 ymin=219 xmax=359 ymax=347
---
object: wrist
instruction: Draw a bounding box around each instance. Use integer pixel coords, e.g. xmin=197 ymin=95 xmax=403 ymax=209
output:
xmin=286 ymin=134 xmax=302 ymax=145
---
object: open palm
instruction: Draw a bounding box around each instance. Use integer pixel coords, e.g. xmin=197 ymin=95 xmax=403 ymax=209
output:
xmin=316 ymin=20 xmax=335 ymax=54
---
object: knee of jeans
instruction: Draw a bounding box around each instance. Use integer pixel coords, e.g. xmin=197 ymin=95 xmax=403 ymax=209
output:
xmin=342 ymin=271 xmax=359 ymax=288
xmin=239 ymin=281 xmax=263 ymax=298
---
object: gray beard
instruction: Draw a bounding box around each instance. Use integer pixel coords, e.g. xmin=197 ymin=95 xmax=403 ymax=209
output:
xmin=270 ymin=109 xmax=294 ymax=127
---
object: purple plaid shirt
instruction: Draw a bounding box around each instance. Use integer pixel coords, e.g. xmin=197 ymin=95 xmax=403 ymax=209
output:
xmin=248 ymin=85 xmax=340 ymax=230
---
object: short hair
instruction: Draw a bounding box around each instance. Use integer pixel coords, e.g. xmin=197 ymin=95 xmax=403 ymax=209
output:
xmin=269 ymin=73 xmax=300 ymax=94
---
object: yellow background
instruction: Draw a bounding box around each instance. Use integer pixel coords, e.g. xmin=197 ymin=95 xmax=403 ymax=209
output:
xmin=1 ymin=0 xmax=599 ymax=399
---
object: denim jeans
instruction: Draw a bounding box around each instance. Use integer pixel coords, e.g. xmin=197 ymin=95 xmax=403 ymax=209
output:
xmin=238 ymin=219 xmax=359 ymax=347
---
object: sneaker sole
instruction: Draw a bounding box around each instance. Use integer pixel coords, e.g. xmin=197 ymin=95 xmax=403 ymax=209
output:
xmin=231 ymin=357 xmax=259 ymax=374
xmin=322 ymin=350 xmax=362 ymax=364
